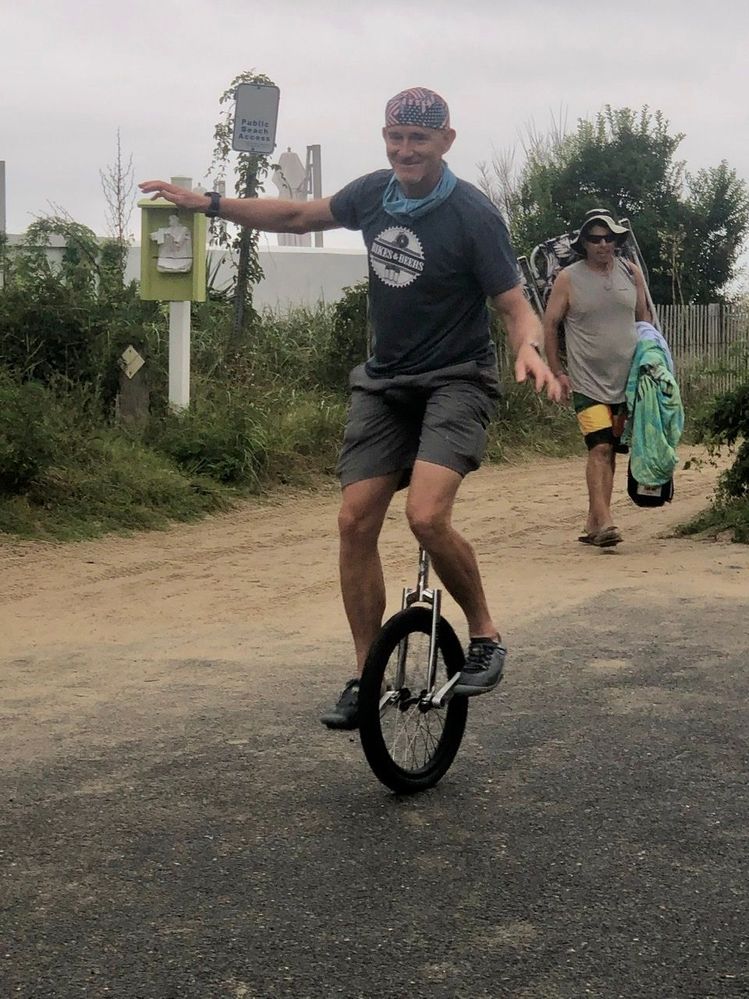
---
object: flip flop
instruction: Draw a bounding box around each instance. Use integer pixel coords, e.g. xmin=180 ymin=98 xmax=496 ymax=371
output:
xmin=590 ymin=526 xmax=622 ymax=548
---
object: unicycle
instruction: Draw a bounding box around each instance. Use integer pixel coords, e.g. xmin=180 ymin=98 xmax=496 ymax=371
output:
xmin=358 ymin=547 xmax=468 ymax=794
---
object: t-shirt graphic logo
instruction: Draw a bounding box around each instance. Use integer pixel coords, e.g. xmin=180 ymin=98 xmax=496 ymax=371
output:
xmin=371 ymin=227 xmax=425 ymax=288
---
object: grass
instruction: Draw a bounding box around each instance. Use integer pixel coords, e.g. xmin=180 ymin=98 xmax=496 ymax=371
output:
xmin=675 ymin=495 xmax=749 ymax=544
xmin=0 ymin=433 xmax=231 ymax=542
xmin=675 ymin=440 xmax=749 ymax=544
xmin=0 ymin=387 xmax=582 ymax=544
xmin=486 ymin=379 xmax=583 ymax=462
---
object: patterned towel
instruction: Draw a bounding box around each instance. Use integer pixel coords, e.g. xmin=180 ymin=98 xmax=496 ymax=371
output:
xmin=622 ymin=340 xmax=684 ymax=487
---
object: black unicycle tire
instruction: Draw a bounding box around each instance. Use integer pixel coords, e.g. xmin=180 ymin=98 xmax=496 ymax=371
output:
xmin=358 ymin=606 xmax=468 ymax=794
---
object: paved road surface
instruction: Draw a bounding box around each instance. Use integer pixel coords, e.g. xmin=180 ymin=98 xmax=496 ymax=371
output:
xmin=1 ymin=456 xmax=747 ymax=998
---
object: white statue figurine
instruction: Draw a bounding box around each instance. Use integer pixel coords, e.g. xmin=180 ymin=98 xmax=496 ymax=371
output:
xmin=150 ymin=215 xmax=193 ymax=273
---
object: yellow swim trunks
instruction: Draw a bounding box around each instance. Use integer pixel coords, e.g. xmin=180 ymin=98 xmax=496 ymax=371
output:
xmin=573 ymin=392 xmax=627 ymax=450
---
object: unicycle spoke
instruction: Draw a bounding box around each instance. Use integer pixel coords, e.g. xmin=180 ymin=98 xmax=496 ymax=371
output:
xmin=385 ymin=696 xmax=445 ymax=771
xmin=378 ymin=677 xmax=454 ymax=777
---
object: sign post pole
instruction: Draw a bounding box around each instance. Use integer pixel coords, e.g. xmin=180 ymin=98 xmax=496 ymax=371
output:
xmin=229 ymin=83 xmax=280 ymax=342
xmin=232 ymin=160 xmax=259 ymax=341
xmin=169 ymin=300 xmax=191 ymax=411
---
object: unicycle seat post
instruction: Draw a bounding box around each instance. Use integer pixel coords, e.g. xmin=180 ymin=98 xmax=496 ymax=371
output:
xmin=399 ymin=546 xmax=443 ymax=695
xmin=402 ymin=546 xmax=438 ymax=610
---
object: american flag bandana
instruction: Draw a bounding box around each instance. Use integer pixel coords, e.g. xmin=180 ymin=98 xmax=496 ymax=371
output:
xmin=384 ymin=87 xmax=450 ymax=130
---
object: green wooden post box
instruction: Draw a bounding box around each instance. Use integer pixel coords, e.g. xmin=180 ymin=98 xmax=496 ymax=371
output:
xmin=138 ymin=198 xmax=207 ymax=302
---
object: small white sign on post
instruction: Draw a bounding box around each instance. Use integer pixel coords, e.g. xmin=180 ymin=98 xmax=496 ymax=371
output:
xmin=232 ymin=83 xmax=280 ymax=154
xmin=119 ymin=345 xmax=145 ymax=380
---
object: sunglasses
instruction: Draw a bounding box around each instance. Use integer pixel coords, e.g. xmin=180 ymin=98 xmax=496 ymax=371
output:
xmin=585 ymin=233 xmax=616 ymax=244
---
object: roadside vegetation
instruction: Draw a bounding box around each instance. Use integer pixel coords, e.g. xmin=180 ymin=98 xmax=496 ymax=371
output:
xmin=676 ymin=375 xmax=749 ymax=543
xmin=1 ymin=213 xmax=744 ymax=544
xmin=0 ymin=228 xmax=580 ymax=541
xmin=1 ymin=233 xmax=744 ymax=543
xmin=2 ymin=88 xmax=746 ymax=544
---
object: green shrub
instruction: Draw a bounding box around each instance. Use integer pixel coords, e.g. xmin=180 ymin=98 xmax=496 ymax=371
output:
xmin=694 ymin=381 xmax=749 ymax=499
xmin=149 ymin=392 xmax=271 ymax=487
xmin=265 ymin=390 xmax=347 ymax=482
xmin=0 ymin=218 xmax=161 ymax=399
xmin=0 ymin=377 xmax=61 ymax=492
xmin=0 ymin=374 xmax=230 ymax=540
xmin=320 ymin=280 xmax=369 ymax=389
xmin=677 ymin=376 xmax=749 ymax=543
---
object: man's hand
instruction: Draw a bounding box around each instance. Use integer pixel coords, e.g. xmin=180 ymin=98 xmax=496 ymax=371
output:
xmin=138 ymin=180 xmax=209 ymax=212
xmin=514 ymin=342 xmax=562 ymax=402
xmin=556 ymin=372 xmax=572 ymax=404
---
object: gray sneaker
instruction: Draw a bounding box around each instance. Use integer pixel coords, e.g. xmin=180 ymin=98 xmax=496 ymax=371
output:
xmin=320 ymin=678 xmax=360 ymax=730
xmin=454 ymin=639 xmax=506 ymax=697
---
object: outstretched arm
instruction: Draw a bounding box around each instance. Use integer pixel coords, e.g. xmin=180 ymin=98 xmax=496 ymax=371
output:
xmin=491 ymin=284 xmax=561 ymax=402
xmin=138 ymin=180 xmax=340 ymax=235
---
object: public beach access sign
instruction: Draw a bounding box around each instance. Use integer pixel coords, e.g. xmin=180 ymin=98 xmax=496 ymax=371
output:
xmin=232 ymin=83 xmax=280 ymax=154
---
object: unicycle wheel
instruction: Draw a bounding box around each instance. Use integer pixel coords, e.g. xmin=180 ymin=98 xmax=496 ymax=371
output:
xmin=358 ymin=606 xmax=468 ymax=794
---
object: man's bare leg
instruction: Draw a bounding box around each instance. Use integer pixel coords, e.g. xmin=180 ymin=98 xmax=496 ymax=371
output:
xmin=405 ymin=460 xmax=498 ymax=640
xmin=405 ymin=460 xmax=505 ymax=696
xmin=338 ymin=473 xmax=401 ymax=672
xmin=584 ymin=442 xmax=617 ymax=535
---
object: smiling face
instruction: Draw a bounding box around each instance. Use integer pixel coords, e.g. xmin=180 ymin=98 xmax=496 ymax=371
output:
xmin=583 ymin=224 xmax=618 ymax=265
xmin=382 ymin=124 xmax=456 ymax=197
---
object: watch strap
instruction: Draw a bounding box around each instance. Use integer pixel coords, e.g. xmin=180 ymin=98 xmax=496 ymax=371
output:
xmin=205 ymin=191 xmax=222 ymax=218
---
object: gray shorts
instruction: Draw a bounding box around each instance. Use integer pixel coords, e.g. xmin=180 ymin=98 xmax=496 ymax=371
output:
xmin=336 ymin=360 xmax=501 ymax=488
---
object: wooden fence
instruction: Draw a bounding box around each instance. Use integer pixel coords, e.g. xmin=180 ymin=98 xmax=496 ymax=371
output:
xmin=501 ymin=303 xmax=748 ymax=397
xmin=656 ymin=304 xmax=749 ymax=396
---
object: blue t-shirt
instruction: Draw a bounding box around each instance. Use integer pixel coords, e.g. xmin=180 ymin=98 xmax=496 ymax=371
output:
xmin=329 ymin=169 xmax=520 ymax=376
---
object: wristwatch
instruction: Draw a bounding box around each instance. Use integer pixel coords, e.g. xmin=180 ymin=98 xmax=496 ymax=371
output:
xmin=204 ymin=191 xmax=222 ymax=218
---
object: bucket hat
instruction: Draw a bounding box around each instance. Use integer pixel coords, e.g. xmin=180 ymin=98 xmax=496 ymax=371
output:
xmin=570 ymin=208 xmax=629 ymax=254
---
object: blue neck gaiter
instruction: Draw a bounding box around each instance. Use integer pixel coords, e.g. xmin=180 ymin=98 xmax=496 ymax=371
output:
xmin=382 ymin=164 xmax=458 ymax=222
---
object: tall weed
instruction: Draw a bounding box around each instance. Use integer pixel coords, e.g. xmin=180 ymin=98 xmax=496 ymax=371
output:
xmin=149 ymin=389 xmax=270 ymax=488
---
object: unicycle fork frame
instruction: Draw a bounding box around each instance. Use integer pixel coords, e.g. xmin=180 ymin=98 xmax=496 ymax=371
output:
xmin=396 ymin=546 xmax=461 ymax=709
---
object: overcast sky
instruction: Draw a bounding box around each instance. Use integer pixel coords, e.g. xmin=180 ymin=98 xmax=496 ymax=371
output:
xmin=3 ymin=0 xmax=748 ymax=252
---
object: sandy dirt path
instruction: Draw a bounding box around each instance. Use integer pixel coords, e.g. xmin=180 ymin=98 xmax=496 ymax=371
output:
xmin=1 ymin=447 xmax=745 ymax=765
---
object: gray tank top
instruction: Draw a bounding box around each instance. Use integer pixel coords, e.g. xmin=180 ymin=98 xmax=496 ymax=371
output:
xmin=564 ymin=258 xmax=638 ymax=403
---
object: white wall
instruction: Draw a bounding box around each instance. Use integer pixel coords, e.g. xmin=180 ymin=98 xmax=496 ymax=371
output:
xmin=126 ymin=243 xmax=369 ymax=310
xmin=6 ymin=234 xmax=369 ymax=310
xmin=128 ymin=246 xmax=367 ymax=310
xmin=244 ymin=245 xmax=368 ymax=309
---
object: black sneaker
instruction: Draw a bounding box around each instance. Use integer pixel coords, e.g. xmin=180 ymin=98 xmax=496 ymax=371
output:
xmin=320 ymin=678 xmax=360 ymax=730
xmin=453 ymin=639 xmax=507 ymax=697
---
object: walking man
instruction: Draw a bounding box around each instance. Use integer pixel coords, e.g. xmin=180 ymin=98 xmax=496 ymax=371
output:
xmin=543 ymin=209 xmax=651 ymax=547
